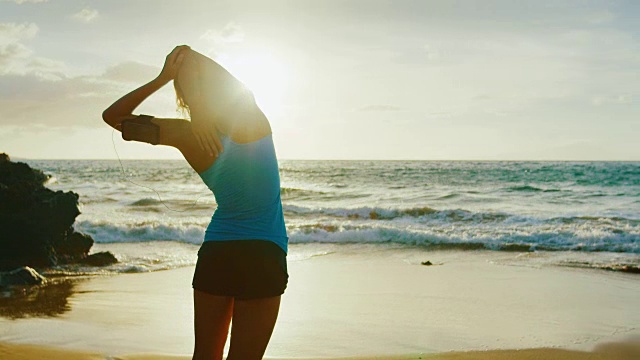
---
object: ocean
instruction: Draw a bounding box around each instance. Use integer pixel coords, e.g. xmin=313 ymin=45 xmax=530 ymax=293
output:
xmin=23 ymin=159 xmax=640 ymax=274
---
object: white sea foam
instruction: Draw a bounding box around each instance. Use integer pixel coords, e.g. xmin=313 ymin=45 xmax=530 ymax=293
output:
xmin=75 ymin=220 xmax=206 ymax=244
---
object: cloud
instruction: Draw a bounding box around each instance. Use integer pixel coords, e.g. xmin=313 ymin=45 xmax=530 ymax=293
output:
xmin=72 ymin=8 xmax=99 ymax=23
xmin=0 ymin=20 xmax=169 ymax=130
xmin=423 ymin=44 xmax=441 ymax=61
xmin=201 ymin=22 xmax=245 ymax=44
xmin=2 ymin=0 xmax=48 ymax=4
xmin=592 ymin=94 xmax=634 ymax=106
xmin=0 ymin=22 xmax=38 ymax=44
xmin=584 ymin=10 xmax=615 ymax=25
xmin=357 ymin=105 xmax=402 ymax=112
xmin=0 ymin=73 xmax=120 ymax=128
xmin=0 ymin=22 xmax=66 ymax=80
xmin=101 ymin=61 xmax=160 ymax=84
xmin=0 ymin=60 xmax=173 ymax=129
xmin=0 ymin=42 xmax=32 ymax=66
xmin=0 ymin=22 xmax=44 ymax=75
xmin=425 ymin=111 xmax=455 ymax=120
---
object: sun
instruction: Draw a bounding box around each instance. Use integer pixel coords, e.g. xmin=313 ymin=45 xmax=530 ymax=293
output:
xmin=218 ymin=51 xmax=290 ymax=117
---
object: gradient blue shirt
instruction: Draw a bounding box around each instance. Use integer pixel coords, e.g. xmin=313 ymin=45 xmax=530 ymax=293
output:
xmin=198 ymin=133 xmax=288 ymax=253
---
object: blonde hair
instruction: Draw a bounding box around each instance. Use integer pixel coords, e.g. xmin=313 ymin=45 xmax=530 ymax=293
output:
xmin=174 ymin=80 xmax=190 ymax=119
xmin=174 ymin=48 xmax=201 ymax=119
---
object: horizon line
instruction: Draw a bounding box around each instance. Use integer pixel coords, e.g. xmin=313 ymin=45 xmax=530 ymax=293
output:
xmin=9 ymin=157 xmax=640 ymax=162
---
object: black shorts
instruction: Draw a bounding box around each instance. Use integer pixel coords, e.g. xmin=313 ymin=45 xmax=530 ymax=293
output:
xmin=192 ymin=240 xmax=288 ymax=300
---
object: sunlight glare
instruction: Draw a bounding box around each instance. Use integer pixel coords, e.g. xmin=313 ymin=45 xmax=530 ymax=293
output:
xmin=220 ymin=52 xmax=290 ymax=117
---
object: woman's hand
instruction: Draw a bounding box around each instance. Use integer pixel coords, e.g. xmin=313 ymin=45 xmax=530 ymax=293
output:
xmin=103 ymin=46 xmax=188 ymax=126
xmin=158 ymin=45 xmax=190 ymax=82
xmin=191 ymin=113 xmax=223 ymax=158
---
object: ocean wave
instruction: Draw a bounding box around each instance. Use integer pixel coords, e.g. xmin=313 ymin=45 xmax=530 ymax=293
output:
xmin=80 ymin=196 xmax=119 ymax=204
xmin=283 ymin=204 xmax=440 ymax=220
xmin=129 ymin=198 xmax=163 ymax=206
xmin=73 ymin=208 xmax=639 ymax=253
xmin=435 ymin=193 xmax=460 ymax=200
xmin=281 ymin=187 xmax=327 ymax=199
xmin=283 ymin=204 xmax=640 ymax=226
xmin=549 ymin=215 xmax=640 ymax=226
xmin=280 ymin=187 xmax=364 ymax=201
xmin=283 ymin=205 xmax=512 ymax=223
xmin=504 ymin=185 xmax=562 ymax=193
xmin=125 ymin=197 xmax=215 ymax=212
xmin=281 ymin=187 xmax=370 ymax=201
xmin=75 ymin=220 xmax=206 ymax=244
xmin=287 ymin=226 xmax=640 ymax=253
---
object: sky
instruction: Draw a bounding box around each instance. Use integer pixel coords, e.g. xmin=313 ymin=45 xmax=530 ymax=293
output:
xmin=0 ymin=0 xmax=638 ymax=160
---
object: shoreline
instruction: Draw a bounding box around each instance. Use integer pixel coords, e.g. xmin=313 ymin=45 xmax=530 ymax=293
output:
xmin=1 ymin=340 xmax=640 ymax=360
xmin=2 ymin=246 xmax=639 ymax=358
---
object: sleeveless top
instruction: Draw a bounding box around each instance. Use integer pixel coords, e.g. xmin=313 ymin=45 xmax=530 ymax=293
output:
xmin=197 ymin=133 xmax=288 ymax=253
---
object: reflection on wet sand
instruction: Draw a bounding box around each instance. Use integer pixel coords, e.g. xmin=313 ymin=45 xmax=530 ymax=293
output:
xmin=0 ymin=279 xmax=79 ymax=319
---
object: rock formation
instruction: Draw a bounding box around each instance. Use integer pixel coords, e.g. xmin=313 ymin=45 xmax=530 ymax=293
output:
xmin=0 ymin=153 xmax=117 ymax=274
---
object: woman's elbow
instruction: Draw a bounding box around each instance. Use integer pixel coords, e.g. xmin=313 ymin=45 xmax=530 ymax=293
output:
xmin=102 ymin=109 xmax=122 ymax=129
xmin=102 ymin=108 xmax=114 ymax=123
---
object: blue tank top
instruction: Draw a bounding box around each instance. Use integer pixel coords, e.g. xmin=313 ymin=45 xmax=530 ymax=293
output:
xmin=198 ymin=133 xmax=288 ymax=253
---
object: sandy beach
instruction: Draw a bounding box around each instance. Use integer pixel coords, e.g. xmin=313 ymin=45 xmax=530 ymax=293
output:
xmin=1 ymin=244 xmax=639 ymax=359
xmin=2 ymin=340 xmax=640 ymax=360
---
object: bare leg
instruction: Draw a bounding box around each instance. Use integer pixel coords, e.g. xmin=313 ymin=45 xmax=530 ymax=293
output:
xmin=192 ymin=290 xmax=234 ymax=360
xmin=227 ymin=296 xmax=281 ymax=360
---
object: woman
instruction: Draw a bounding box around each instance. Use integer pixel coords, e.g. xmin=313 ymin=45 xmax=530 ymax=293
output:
xmin=102 ymin=45 xmax=288 ymax=360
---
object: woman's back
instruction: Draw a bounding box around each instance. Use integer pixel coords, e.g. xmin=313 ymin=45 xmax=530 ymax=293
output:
xmin=198 ymin=133 xmax=288 ymax=253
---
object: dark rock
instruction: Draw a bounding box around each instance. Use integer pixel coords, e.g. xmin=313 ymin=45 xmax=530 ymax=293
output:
xmin=0 ymin=266 xmax=46 ymax=287
xmin=0 ymin=158 xmax=49 ymax=189
xmin=56 ymin=230 xmax=94 ymax=264
xmin=82 ymin=252 xmax=118 ymax=267
xmin=421 ymin=261 xmax=433 ymax=266
xmin=0 ymin=155 xmax=116 ymax=270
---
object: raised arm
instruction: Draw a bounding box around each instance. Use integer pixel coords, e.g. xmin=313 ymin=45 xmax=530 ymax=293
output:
xmin=101 ymin=45 xmax=223 ymax=170
xmin=102 ymin=45 xmax=188 ymax=129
